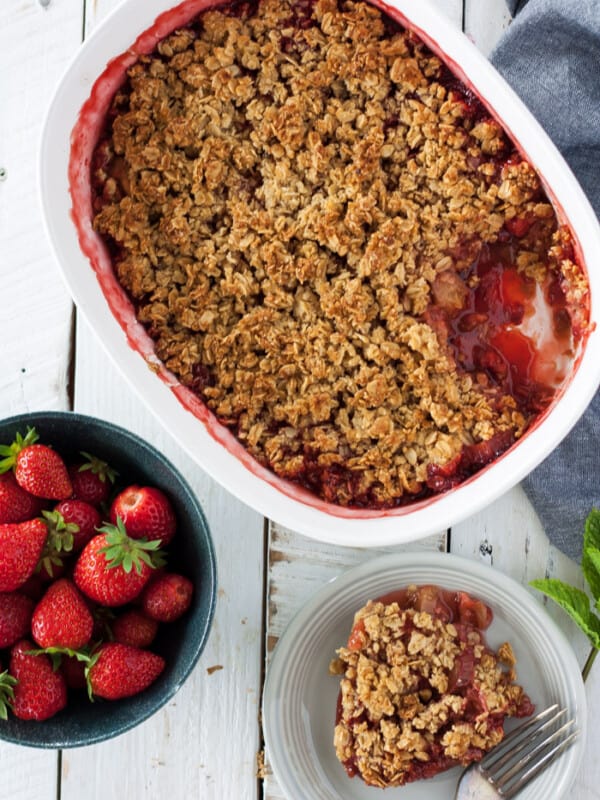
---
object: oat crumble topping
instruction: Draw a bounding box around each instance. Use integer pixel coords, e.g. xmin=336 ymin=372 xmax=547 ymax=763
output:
xmin=330 ymin=591 xmax=532 ymax=787
xmin=91 ymin=0 xmax=589 ymax=507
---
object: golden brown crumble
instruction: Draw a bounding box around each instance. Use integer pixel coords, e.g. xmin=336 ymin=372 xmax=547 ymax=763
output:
xmin=330 ymin=596 xmax=532 ymax=787
xmin=92 ymin=0 xmax=588 ymax=507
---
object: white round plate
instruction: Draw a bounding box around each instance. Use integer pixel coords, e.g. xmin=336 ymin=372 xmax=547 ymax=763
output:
xmin=262 ymin=552 xmax=586 ymax=800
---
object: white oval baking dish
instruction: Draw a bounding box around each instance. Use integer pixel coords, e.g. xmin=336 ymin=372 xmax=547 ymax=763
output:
xmin=40 ymin=0 xmax=600 ymax=546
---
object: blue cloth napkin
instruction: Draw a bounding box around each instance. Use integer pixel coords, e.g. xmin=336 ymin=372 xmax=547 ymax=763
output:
xmin=491 ymin=0 xmax=600 ymax=560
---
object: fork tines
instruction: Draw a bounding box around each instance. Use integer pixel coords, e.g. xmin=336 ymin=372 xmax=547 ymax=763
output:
xmin=479 ymin=704 xmax=578 ymax=799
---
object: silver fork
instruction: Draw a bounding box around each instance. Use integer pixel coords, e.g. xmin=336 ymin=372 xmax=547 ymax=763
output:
xmin=455 ymin=704 xmax=578 ymax=799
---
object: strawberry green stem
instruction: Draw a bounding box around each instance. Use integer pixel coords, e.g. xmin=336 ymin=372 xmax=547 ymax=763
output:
xmin=0 ymin=426 xmax=39 ymax=473
xmin=79 ymin=452 xmax=118 ymax=484
xmin=97 ymin=517 xmax=164 ymax=574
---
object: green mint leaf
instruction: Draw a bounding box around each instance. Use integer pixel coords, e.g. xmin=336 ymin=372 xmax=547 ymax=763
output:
xmin=530 ymin=578 xmax=600 ymax=649
xmin=585 ymin=548 xmax=600 ymax=612
xmin=584 ymin=509 xmax=600 ymax=549
xmin=583 ymin=510 xmax=600 ymax=602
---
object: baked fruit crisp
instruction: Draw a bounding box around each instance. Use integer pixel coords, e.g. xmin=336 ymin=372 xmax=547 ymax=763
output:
xmin=91 ymin=0 xmax=589 ymax=508
xmin=329 ymin=585 xmax=534 ymax=787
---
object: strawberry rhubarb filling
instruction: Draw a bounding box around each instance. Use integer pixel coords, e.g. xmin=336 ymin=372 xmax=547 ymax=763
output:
xmin=89 ymin=0 xmax=590 ymax=509
xmin=330 ymin=585 xmax=533 ymax=788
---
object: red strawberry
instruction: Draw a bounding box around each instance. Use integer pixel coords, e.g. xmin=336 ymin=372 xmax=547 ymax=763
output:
xmin=86 ymin=642 xmax=164 ymax=700
xmin=73 ymin=518 xmax=162 ymax=606
xmin=17 ymin=445 xmax=72 ymax=500
xmin=110 ymin=485 xmax=176 ymax=546
xmin=0 ymin=428 xmax=72 ymax=499
xmin=69 ymin=452 xmax=117 ymax=507
xmin=0 ymin=592 xmax=35 ymax=648
xmin=9 ymin=640 xmax=67 ymax=720
xmin=49 ymin=500 xmax=101 ymax=552
xmin=142 ymin=573 xmax=193 ymax=622
xmin=113 ymin=609 xmax=158 ymax=648
xmin=31 ymin=578 xmax=94 ymax=650
xmin=0 ymin=519 xmax=48 ymax=591
xmin=0 ymin=472 xmax=45 ymax=524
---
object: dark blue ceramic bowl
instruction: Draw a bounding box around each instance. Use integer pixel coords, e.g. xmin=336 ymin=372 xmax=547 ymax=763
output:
xmin=0 ymin=411 xmax=217 ymax=748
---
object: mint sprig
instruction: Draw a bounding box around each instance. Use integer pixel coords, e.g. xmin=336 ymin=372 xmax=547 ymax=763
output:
xmin=582 ymin=510 xmax=600 ymax=605
xmin=531 ymin=508 xmax=600 ymax=679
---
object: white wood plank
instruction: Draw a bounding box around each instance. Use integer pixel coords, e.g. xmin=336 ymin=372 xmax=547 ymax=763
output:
xmin=61 ymin=316 xmax=265 ymax=800
xmin=464 ymin=0 xmax=512 ymax=55
xmin=0 ymin=742 xmax=58 ymax=800
xmin=265 ymin=525 xmax=447 ymax=655
xmin=83 ymin=0 xmax=115 ymax=33
xmin=450 ymin=486 xmax=590 ymax=664
xmin=0 ymin=0 xmax=83 ymax=797
xmin=430 ymin=0 xmax=462 ymax=26
xmin=0 ymin=0 xmax=79 ymax=417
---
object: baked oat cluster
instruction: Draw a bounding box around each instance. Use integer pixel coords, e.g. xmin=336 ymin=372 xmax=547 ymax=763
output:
xmin=91 ymin=0 xmax=588 ymax=507
xmin=330 ymin=593 xmax=533 ymax=787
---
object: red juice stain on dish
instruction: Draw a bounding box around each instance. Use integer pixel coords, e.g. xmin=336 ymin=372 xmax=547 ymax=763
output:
xmin=427 ymin=239 xmax=574 ymax=416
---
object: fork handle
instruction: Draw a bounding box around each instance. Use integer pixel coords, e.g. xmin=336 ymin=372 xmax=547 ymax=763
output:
xmin=455 ymin=767 xmax=501 ymax=800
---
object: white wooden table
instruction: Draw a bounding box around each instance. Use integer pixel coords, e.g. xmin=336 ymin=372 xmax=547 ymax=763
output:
xmin=1 ymin=1 xmax=598 ymax=798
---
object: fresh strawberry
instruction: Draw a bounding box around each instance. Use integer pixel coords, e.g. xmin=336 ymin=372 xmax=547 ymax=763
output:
xmin=0 ymin=519 xmax=48 ymax=591
xmin=9 ymin=640 xmax=67 ymax=720
xmin=0 ymin=668 xmax=17 ymax=720
xmin=31 ymin=578 xmax=94 ymax=650
xmin=16 ymin=445 xmax=73 ymax=500
xmin=69 ymin=452 xmax=117 ymax=507
xmin=73 ymin=518 xmax=163 ymax=606
xmin=113 ymin=609 xmax=158 ymax=648
xmin=142 ymin=573 xmax=193 ymax=622
xmin=0 ymin=427 xmax=72 ymax=499
xmin=48 ymin=500 xmax=101 ymax=552
xmin=86 ymin=642 xmax=164 ymax=700
xmin=0 ymin=592 xmax=35 ymax=648
xmin=110 ymin=485 xmax=176 ymax=546
xmin=0 ymin=472 xmax=45 ymax=524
